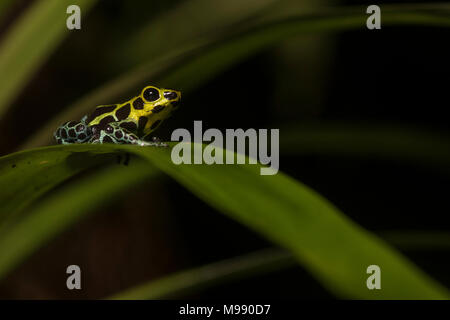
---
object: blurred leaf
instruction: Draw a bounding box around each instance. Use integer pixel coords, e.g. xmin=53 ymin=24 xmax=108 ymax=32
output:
xmin=109 ymin=248 xmax=294 ymax=300
xmin=0 ymin=149 xmax=159 ymax=277
xmin=0 ymin=0 xmax=16 ymax=24
xmin=279 ymin=122 xmax=450 ymax=173
xmin=114 ymin=0 xmax=278 ymax=67
xmin=0 ymin=0 xmax=97 ymax=119
xmin=110 ymin=230 xmax=450 ymax=299
xmin=20 ymin=3 xmax=450 ymax=149
xmin=383 ymin=231 xmax=450 ymax=251
xmin=0 ymin=143 xmax=448 ymax=299
xmin=0 ymin=144 xmax=112 ymax=222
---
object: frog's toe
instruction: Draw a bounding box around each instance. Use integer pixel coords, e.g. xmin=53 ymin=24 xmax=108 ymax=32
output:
xmin=136 ymin=140 xmax=168 ymax=147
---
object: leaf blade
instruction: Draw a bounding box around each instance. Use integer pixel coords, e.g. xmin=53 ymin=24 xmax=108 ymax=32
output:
xmin=0 ymin=144 xmax=448 ymax=299
xmin=109 ymin=248 xmax=294 ymax=300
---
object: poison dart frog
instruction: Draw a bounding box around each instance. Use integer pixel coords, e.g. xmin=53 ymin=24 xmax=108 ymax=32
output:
xmin=54 ymin=85 xmax=181 ymax=146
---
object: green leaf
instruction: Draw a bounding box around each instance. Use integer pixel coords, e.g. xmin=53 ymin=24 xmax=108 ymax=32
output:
xmin=0 ymin=0 xmax=97 ymax=119
xmin=113 ymin=0 xmax=278 ymax=67
xmin=383 ymin=231 xmax=450 ymax=251
xmin=0 ymin=0 xmax=16 ymax=24
xmin=20 ymin=3 xmax=450 ymax=149
xmin=0 ymin=150 xmax=159 ymax=275
xmin=0 ymin=144 xmax=448 ymax=299
xmin=110 ymin=231 xmax=450 ymax=300
xmin=6 ymin=122 xmax=449 ymax=221
xmin=109 ymin=248 xmax=295 ymax=300
xmin=0 ymin=144 xmax=113 ymax=222
xmin=279 ymin=122 xmax=450 ymax=173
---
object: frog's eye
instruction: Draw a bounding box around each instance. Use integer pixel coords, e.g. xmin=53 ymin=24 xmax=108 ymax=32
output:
xmin=143 ymin=87 xmax=160 ymax=102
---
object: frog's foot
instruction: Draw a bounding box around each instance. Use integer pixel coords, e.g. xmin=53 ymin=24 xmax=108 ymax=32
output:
xmin=138 ymin=136 xmax=168 ymax=147
xmin=91 ymin=124 xmax=168 ymax=147
xmin=139 ymin=135 xmax=168 ymax=147
xmin=138 ymin=140 xmax=168 ymax=147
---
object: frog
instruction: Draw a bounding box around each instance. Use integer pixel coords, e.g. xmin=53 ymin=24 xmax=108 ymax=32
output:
xmin=54 ymin=85 xmax=181 ymax=147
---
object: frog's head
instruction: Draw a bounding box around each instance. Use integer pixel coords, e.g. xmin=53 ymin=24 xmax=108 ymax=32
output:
xmin=139 ymin=85 xmax=181 ymax=116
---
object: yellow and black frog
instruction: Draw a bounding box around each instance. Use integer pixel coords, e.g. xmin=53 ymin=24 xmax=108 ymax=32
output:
xmin=54 ymin=85 xmax=181 ymax=147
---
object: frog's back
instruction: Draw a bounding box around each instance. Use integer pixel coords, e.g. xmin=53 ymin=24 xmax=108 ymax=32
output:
xmin=86 ymin=104 xmax=128 ymax=126
xmin=86 ymin=86 xmax=181 ymax=137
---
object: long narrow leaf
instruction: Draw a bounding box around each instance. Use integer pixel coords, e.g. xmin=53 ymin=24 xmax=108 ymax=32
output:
xmin=0 ymin=144 xmax=448 ymax=299
xmin=0 ymin=144 xmax=112 ymax=219
xmin=109 ymin=248 xmax=294 ymax=300
xmin=114 ymin=0 xmax=277 ymax=66
xmin=4 ymin=144 xmax=446 ymax=299
xmin=110 ymin=231 xmax=450 ymax=300
xmin=279 ymin=123 xmax=450 ymax=173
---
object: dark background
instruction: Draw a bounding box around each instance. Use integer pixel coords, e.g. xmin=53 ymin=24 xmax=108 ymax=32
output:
xmin=0 ymin=0 xmax=449 ymax=299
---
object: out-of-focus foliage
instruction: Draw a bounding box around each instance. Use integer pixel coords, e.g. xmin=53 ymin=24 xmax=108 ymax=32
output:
xmin=0 ymin=0 xmax=96 ymax=118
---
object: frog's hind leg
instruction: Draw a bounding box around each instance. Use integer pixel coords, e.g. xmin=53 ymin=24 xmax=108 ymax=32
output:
xmin=54 ymin=118 xmax=92 ymax=144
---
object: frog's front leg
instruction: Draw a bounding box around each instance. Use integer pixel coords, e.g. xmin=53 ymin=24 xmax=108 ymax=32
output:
xmin=90 ymin=122 xmax=167 ymax=147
